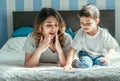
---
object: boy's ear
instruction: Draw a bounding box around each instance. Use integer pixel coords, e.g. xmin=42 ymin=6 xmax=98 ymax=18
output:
xmin=96 ymin=18 xmax=100 ymax=24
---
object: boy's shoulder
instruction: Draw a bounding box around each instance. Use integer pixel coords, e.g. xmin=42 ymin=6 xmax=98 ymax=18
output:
xmin=73 ymin=28 xmax=85 ymax=38
xmin=98 ymin=27 xmax=109 ymax=34
xmin=98 ymin=27 xmax=112 ymax=38
xmin=76 ymin=28 xmax=84 ymax=34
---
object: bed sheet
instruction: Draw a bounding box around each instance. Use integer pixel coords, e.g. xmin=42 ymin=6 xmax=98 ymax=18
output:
xmin=0 ymin=37 xmax=120 ymax=81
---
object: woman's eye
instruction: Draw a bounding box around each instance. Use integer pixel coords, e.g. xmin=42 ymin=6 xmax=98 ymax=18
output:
xmin=46 ymin=25 xmax=52 ymax=27
xmin=45 ymin=24 xmax=59 ymax=28
xmin=55 ymin=24 xmax=58 ymax=27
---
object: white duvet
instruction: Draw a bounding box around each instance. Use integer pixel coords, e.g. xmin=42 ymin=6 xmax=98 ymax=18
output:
xmin=0 ymin=37 xmax=120 ymax=81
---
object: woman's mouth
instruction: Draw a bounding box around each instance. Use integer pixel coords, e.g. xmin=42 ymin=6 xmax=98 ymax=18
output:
xmin=49 ymin=32 xmax=55 ymax=35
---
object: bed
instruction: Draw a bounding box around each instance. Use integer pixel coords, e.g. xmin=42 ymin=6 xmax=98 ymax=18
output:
xmin=0 ymin=10 xmax=120 ymax=81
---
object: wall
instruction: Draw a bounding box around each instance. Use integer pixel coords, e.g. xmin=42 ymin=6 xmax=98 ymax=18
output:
xmin=0 ymin=0 xmax=115 ymax=48
xmin=115 ymin=0 xmax=120 ymax=46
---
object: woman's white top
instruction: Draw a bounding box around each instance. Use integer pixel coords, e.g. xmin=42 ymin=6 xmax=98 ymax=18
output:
xmin=23 ymin=33 xmax=72 ymax=63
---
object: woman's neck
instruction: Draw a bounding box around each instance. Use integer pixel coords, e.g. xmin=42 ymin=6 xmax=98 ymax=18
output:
xmin=49 ymin=42 xmax=56 ymax=53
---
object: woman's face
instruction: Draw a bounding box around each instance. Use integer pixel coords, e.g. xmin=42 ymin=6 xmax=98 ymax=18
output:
xmin=42 ymin=16 xmax=59 ymax=39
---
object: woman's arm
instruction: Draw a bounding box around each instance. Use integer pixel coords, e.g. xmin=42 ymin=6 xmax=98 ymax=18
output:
xmin=64 ymin=47 xmax=76 ymax=70
xmin=24 ymin=36 xmax=51 ymax=67
xmin=55 ymin=34 xmax=67 ymax=67
xmin=24 ymin=48 xmax=43 ymax=67
xmin=57 ymin=47 xmax=66 ymax=67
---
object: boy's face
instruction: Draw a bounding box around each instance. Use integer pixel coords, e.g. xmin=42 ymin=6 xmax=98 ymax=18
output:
xmin=80 ymin=16 xmax=99 ymax=33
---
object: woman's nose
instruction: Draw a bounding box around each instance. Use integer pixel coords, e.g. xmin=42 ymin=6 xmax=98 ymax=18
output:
xmin=51 ymin=26 xmax=56 ymax=30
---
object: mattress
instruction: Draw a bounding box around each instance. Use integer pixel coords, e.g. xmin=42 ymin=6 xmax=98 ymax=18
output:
xmin=0 ymin=37 xmax=120 ymax=81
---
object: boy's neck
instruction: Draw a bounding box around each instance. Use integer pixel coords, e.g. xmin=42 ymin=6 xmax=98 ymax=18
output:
xmin=87 ymin=26 xmax=98 ymax=36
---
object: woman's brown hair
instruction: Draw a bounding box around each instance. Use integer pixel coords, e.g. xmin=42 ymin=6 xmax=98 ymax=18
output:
xmin=31 ymin=8 xmax=66 ymax=47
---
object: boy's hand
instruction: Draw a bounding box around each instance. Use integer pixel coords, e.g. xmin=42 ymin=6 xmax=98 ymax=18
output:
xmin=100 ymin=57 xmax=110 ymax=64
xmin=64 ymin=64 xmax=73 ymax=71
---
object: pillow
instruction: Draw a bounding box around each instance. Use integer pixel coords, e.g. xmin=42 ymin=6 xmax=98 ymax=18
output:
xmin=74 ymin=28 xmax=80 ymax=34
xmin=12 ymin=26 xmax=33 ymax=37
xmin=65 ymin=27 xmax=75 ymax=39
xmin=1 ymin=37 xmax=27 ymax=50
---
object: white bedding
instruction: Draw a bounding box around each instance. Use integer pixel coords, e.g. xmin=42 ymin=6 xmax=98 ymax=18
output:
xmin=0 ymin=37 xmax=120 ymax=81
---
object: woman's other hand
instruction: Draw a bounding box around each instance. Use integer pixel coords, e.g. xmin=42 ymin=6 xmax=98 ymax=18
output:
xmin=55 ymin=33 xmax=63 ymax=54
xmin=38 ymin=35 xmax=51 ymax=53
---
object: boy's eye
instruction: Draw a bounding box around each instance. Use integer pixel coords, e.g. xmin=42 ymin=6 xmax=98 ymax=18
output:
xmin=86 ymin=23 xmax=91 ymax=26
xmin=80 ymin=22 xmax=91 ymax=26
xmin=80 ymin=22 xmax=83 ymax=25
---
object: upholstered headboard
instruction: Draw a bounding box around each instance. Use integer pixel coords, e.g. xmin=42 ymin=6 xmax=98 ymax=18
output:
xmin=13 ymin=10 xmax=115 ymax=37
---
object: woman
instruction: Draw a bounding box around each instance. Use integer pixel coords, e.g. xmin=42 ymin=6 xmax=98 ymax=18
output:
xmin=23 ymin=8 xmax=72 ymax=67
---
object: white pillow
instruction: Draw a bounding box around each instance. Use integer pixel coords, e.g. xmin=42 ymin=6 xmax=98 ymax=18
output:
xmin=1 ymin=37 xmax=27 ymax=50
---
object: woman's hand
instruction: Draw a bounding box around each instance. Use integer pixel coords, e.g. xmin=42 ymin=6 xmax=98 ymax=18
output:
xmin=55 ymin=33 xmax=67 ymax=66
xmin=24 ymin=36 xmax=51 ymax=68
xmin=55 ymin=33 xmax=63 ymax=54
xmin=38 ymin=35 xmax=51 ymax=53
xmin=64 ymin=64 xmax=73 ymax=71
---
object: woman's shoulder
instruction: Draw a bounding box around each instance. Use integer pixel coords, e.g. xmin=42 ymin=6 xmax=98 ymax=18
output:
xmin=64 ymin=32 xmax=72 ymax=39
xmin=63 ymin=33 xmax=72 ymax=43
xmin=62 ymin=33 xmax=72 ymax=48
xmin=27 ymin=32 xmax=34 ymax=38
xmin=26 ymin=32 xmax=35 ymax=42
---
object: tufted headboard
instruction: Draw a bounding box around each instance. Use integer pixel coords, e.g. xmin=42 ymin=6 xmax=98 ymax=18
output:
xmin=13 ymin=10 xmax=115 ymax=37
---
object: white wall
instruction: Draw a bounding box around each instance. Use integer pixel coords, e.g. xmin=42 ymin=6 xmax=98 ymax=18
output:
xmin=115 ymin=0 xmax=120 ymax=45
xmin=0 ymin=0 xmax=116 ymax=48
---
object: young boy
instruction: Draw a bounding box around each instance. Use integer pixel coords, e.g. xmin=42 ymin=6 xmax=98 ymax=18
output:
xmin=64 ymin=4 xmax=119 ymax=70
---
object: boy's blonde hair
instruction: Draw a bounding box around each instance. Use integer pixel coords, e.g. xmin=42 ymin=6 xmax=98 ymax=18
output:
xmin=78 ymin=4 xmax=100 ymax=19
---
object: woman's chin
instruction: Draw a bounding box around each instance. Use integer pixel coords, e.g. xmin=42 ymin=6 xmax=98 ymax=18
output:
xmin=49 ymin=35 xmax=55 ymax=39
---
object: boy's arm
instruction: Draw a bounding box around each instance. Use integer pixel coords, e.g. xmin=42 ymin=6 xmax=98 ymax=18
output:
xmin=64 ymin=47 xmax=76 ymax=70
xmin=105 ymin=48 xmax=115 ymax=60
